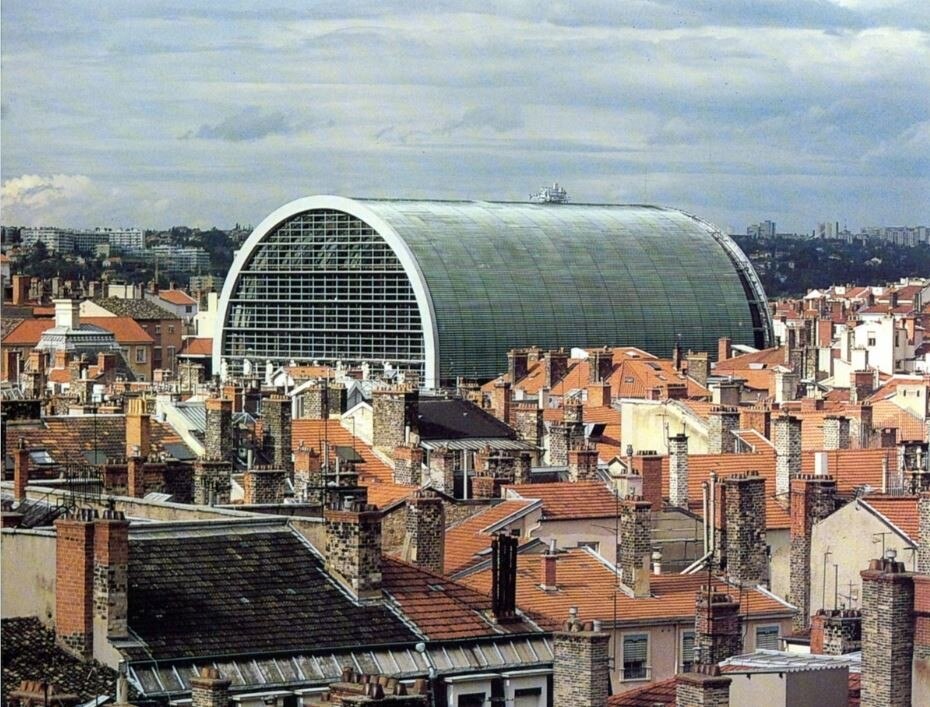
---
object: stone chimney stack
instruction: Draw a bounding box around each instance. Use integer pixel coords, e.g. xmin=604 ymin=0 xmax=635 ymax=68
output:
xmin=93 ymin=508 xmax=129 ymax=649
xmin=619 ymin=498 xmax=652 ymax=598
xmin=809 ymin=609 xmax=862 ymax=655
xmin=723 ymin=471 xmax=768 ymax=587
xmin=372 ymin=387 xmax=419 ymax=451
xmin=294 ymin=443 xmax=322 ymax=501
xmin=13 ymin=439 xmax=29 ymax=502
xmin=789 ymin=474 xmax=837 ymax=631
xmin=507 ymin=348 xmax=530 ymax=385
xmin=860 ymin=554 xmax=915 ymax=707
xmin=262 ymin=394 xmax=292 ymax=472
xmin=851 ymin=369 xmax=875 ymax=403
xmin=544 ymin=349 xmax=570 ymax=389
xmin=914 ymin=574 xmax=930 ymax=701
xmin=193 ymin=458 xmax=232 ymax=506
xmin=553 ymin=610 xmax=610 ymax=707
xmin=675 ymin=666 xmax=732 ymax=707
xmin=242 ymin=468 xmax=286 ymax=504
xmin=708 ymin=407 xmax=740 ymax=455
xmin=694 ymin=588 xmax=742 ymax=666
xmin=392 ymin=443 xmax=424 ymax=486
xmin=669 ymin=433 xmax=690 ymax=508
xmin=427 ymin=446 xmax=455 ymax=495
xmin=686 ymin=352 xmax=709 ymax=388
xmin=324 ymin=490 xmax=382 ymax=601
xmin=918 ymin=491 xmax=930 ymax=575
xmin=54 ymin=299 xmax=81 ymax=329
xmin=822 ymin=415 xmax=850 ymax=451
xmin=774 ymin=415 xmax=802 ymax=498
xmin=190 ymin=668 xmax=231 ymax=707
xmin=404 ymin=490 xmax=445 ymax=575
xmin=55 ymin=508 xmax=98 ymax=659
xmin=125 ymin=397 xmax=150 ymax=460
xmin=589 ymin=348 xmax=614 ymax=383
xmin=567 ymin=445 xmax=600 ymax=482
xmin=204 ymin=397 xmax=232 ymax=461
xmin=489 ymin=380 xmax=512 ymax=424
xmin=853 ymin=403 xmax=873 ymax=449
xmin=774 ymin=370 xmax=800 ymax=404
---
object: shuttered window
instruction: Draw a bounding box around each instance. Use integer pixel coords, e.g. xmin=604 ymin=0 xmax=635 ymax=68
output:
xmin=622 ymin=632 xmax=649 ymax=680
xmin=756 ymin=624 xmax=780 ymax=650
xmin=681 ymin=630 xmax=695 ymax=672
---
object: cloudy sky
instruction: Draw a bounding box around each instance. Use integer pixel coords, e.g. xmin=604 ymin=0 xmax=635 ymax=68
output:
xmin=2 ymin=1 xmax=928 ymax=233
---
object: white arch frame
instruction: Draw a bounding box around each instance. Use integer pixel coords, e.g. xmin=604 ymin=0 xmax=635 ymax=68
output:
xmin=213 ymin=196 xmax=440 ymax=388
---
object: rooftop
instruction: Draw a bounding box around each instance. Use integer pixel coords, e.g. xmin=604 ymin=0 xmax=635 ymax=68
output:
xmin=504 ymin=480 xmax=620 ymax=520
xmin=90 ymin=296 xmax=176 ymax=320
xmin=444 ymin=499 xmax=538 ymax=575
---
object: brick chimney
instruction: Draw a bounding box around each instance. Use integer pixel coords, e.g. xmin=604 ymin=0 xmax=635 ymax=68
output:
xmin=93 ymin=508 xmax=129 ymax=647
xmin=294 ymin=443 xmax=322 ymax=501
xmin=392 ymin=443 xmax=423 ymax=486
xmin=427 ymin=446 xmax=455 ymax=495
xmin=914 ymin=574 xmax=930 ymax=701
xmin=589 ymin=348 xmax=614 ymax=383
xmin=125 ymin=397 xmax=150 ymax=460
xmin=262 ymin=394 xmax=292 ymax=472
xmin=55 ymin=508 xmax=98 ymax=659
xmin=686 ymin=352 xmax=709 ymax=387
xmin=694 ymin=588 xmax=742 ymax=666
xmin=810 ymin=609 xmax=862 ymax=655
xmin=507 ymin=348 xmax=530 ymax=385
xmin=774 ymin=370 xmax=800 ymax=404
xmin=11 ymin=274 xmax=30 ymax=305
xmin=190 ymin=668 xmax=231 ymax=707
xmin=723 ymin=471 xmax=767 ymax=587
xmin=513 ymin=405 xmax=543 ymax=448
xmin=586 ymin=381 xmax=611 ymax=408
xmin=13 ymin=438 xmax=29 ymax=503
xmin=707 ymin=407 xmax=740 ymax=455
xmin=553 ymin=610 xmax=609 ymax=707
xmin=404 ymin=490 xmax=445 ymax=575
xmin=632 ymin=454 xmax=664 ymax=511
xmin=489 ymin=380 xmax=512 ymax=424
xmin=491 ymin=533 xmax=519 ymax=623
xmin=619 ymin=498 xmax=652 ymax=598
xmin=774 ymin=415 xmax=801 ymax=498
xmin=822 ymin=415 xmax=850 ymax=451
xmin=669 ymin=433 xmax=689 ymax=508
xmin=851 ymin=369 xmax=875 ymax=403
xmin=242 ymin=468 xmax=286 ymax=504
xmin=788 ymin=474 xmax=836 ymax=631
xmin=852 ymin=403 xmax=873 ymax=449
xmin=541 ymin=542 xmax=558 ymax=590
xmin=126 ymin=457 xmax=145 ymax=498
xmin=324 ymin=490 xmax=382 ymax=601
xmin=711 ymin=380 xmax=742 ymax=408
xmin=543 ymin=350 xmax=569 ymax=389
xmin=372 ymin=387 xmax=419 ymax=451
xmin=204 ymin=397 xmax=232 ymax=460
xmin=193 ymin=459 xmax=232 ymax=505
xmin=717 ymin=337 xmax=732 ymax=362
xmin=860 ymin=554 xmax=915 ymax=707
xmin=567 ymin=445 xmax=599 ymax=482
xmin=918 ymin=491 xmax=930 ymax=575
xmin=675 ymin=666 xmax=732 ymax=707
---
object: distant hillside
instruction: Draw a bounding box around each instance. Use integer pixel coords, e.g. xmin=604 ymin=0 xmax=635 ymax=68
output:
xmin=731 ymin=235 xmax=930 ymax=299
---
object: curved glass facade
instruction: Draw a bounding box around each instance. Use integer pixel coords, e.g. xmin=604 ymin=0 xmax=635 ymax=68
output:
xmin=217 ymin=197 xmax=773 ymax=386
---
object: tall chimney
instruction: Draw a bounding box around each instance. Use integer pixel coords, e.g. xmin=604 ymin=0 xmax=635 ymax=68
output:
xmin=541 ymin=541 xmax=558 ymax=590
xmin=707 ymin=407 xmax=740 ymax=455
xmin=618 ymin=498 xmax=652 ymax=598
xmin=774 ymin=415 xmax=802 ymax=498
xmin=589 ymin=348 xmax=614 ymax=383
xmin=324 ymin=490 xmax=382 ymax=601
xmin=392 ymin=443 xmax=424 ymax=486
xmin=567 ymin=445 xmax=600 ymax=482
xmin=489 ymin=380 xmax=512 ymax=424
xmin=686 ymin=352 xmax=709 ymax=388
xmin=553 ymin=609 xmax=609 ymax=707
xmin=774 ymin=370 xmax=800 ymax=404
xmin=822 ymin=415 xmax=850 ymax=451
xmin=404 ymin=490 xmax=445 ymax=575
xmin=669 ymin=433 xmax=690 ymax=508
xmin=860 ymin=554 xmax=915 ymax=707
xmin=427 ymin=446 xmax=455 ymax=495
xmin=788 ymin=474 xmax=836 ymax=631
xmin=125 ymin=397 xmax=150 ymax=460
xmin=53 ymin=298 xmax=80 ymax=329
xmin=372 ymin=387 xmax=419 ymax=451
xmin=544 ymin=350 xmax=569 ymax=389
xmin=717 ymin=337 xmax=732 ymax=362
xmin=723 ymin=471 xmax=768 ymax=586
xmin=914 ymin=575 xmax=930 ymax=701
xmin=204 ymin=397 xmax=232 ymax=461
xmin=694 ymin=588 xmax=742 ymax=666
xmin=507 ymin=348 xmax=530 ymax=385
xmin=918 ymin=491 xmax=930 ymax=575
xmin=55 ymin=508 xmax=98 ymax=659
xmin=294 ymin=443 xmax=322 ymax=501
xmin=262 ymin=394 xmax=292 ymax=472
xmin=491 ymin=533 xmax=519 ymax=622
xmin=13 ymin=439 xmax=29 ymax=503
xmin=93 ymin=508 xmax=129 ymax=646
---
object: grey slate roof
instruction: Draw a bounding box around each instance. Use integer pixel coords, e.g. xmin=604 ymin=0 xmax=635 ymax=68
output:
xmin=127 ymin=522 xmax=417 ymax=660
xmin=91 ymin=297 xmax=176 ymax=320
xmin=417 ymin=398 xmax=516 ymax=441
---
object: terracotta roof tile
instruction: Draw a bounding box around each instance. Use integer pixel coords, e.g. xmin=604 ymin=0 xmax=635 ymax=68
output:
xmin=158 ymin=289 xmax=197 ymax=306
xmin=860 ymin=495 xmax=919 ymax=541
xmin=607 ymin=678 xmax=676 ymax=706
xmin=505 ymin=481 xmax=620 ymax=519
xmin=1 ymin=317 xmax=153 ymax=345
xmin=715 ymin=346 xmax=788 ymax=372
xmin=445 ymin=500 xmax=536 ymax=575
xmin=458 ymin=548 xmax=792 ymax=625
xmin=870 ymin=399 xmax=925 ymax=442
xmin=180 ymin=337 xmax=212 ymax=356
xmin=610 ymin=359 xmax=708 ymax=399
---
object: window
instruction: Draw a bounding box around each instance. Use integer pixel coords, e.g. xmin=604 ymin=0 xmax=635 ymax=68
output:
xmin=868 ymin=336 xmax=876 ymax=347
xmin=185 ymin=305 xmax=192 ymax=313
xmin=168 ymin=325 xmax=175 ymax=334
xmin=622 ymin=632 xmax=649 ymax=681
xmin=681 ymin=630 xmax=695 ymax=672
xmin=135 ymin=347 xmax=147 ymax=364
xmin=155 ymin=325 xmax=161 ymax=335
xmin=577 ymin=541 xmax=600 ymax=553
xmin=756 ymin=624 xmax=780 ymax=650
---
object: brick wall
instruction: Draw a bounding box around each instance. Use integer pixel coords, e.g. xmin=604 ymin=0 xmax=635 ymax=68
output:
xmin=204 ymin=397 xmax=232 ymax=461
xmin=774 ymin=415 xmax=801 ymax=498
xmin=675 ymin=670 xmax=732 ymax=707
xmin=619 ymin=499 xmax=652 ymax=597
xmin=372 ymin=388 xmax=418 ymax=450
xmin=325 ymin=503 xmax=382 ymax=600
xmin=669 ymin=433 xmax=689 ymax=508
xmin=193 ymin=459 xmax=232 ymax=505
xmin=262 ymin=395 xmax=292 ymax=472
xmin=242 ymin=468 xmax=286 ymax=504
xmin=694 ymin=589 xmax=742 ymax=665
xmin=405 ymin=491 xmax=445 ymax=574
xmin=92 ymin=510 xmax=129 ymax=640
xmin=707 ymin=408 xmax=739 ymax=455
xmin=567 ymin=446 xmax=599 ymax=482
xmin=810 ymin=609 xmax=861 ymax=655
xmin=13 ymin=440 xmax=29 ymax=502
xmin=553 ymin=621 xmax=610 ymax=707
xmin=55 ymin=509 xmax=97 ymax=658
xmin=789 ymin=474 xmax=836 ymax=631
xmin=860 ymin=556 xmax=915 ymax=707
xmin=723 ymin=471 xmax=767 ymax=586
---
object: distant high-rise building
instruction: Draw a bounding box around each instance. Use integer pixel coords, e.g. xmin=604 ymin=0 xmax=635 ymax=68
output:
xmin=746 ymin=220 xmax=776 ymax=238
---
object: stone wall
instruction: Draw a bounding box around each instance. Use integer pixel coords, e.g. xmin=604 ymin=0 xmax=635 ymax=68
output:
xmin=618 ymin=499 xmax=651 ymax=595
xmin=193 ymin=459 xmax=233 ymax=505
xmin=205 ymin=397 xmax=232 ymax=461
xmin=392 ymin=444 xmax=424 ymax=486
xmin=325 ymin=505 xmax=382 ymax=599
xmin=723 ymin=472 xmax=767 ymax=586
xmin=707 ymin=408 xmax=739 ymax=455
xmin=822 ymin=416 xmax=851 ymax=451
xmin=512 ymin=406 xmax=543 ymax=448
xmin=242 ymin=468 xmax=286 ymax=504
xmin=675 ymin=671 xmax=732 ymax=707
xmin=372 ymin=388 xmax=418 ymax=451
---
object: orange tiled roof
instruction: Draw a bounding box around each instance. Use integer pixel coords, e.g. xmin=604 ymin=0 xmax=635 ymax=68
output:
xmin=715 ymin=346 xmax=787 ymax=372
xmin=444 ymin=500 xmax=536 ymax=575
xmin=381 ymin=558 xmax=538 ymax=639
xmin=2 ymin=319 xmax=55 ymax=345
xmin=291 ymin=419 xmax=414 ymax=507
xmin=800 ymin=447 xmax=897 ymax=494
xmin=458 ymin=548 xmax=792 ymax=625
xmin=180 ymin=337 xmax=212 ymax=356
xmin=158 ymin=289 xmax=197 ymax=306
xmin=1 ymin=317 xmax=152 ymax=345
xmin=551 ymin=360 xmax=596 ymax=396
xmin=871 ymin=399 xmax=925 ymax=442
xmin=505 ymin=480 xmax=620 ymax=520
xmin=860 ymin=495 xmax=919 ymax=541
xmin=607 ymin=678 xmax=676 ymax=706
xmin=610 ymin=359 xmax=709 ymax=399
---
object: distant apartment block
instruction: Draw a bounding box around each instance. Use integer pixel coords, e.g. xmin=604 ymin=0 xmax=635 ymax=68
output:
xmin=22 ymin=226 xmax=144 ymax=254
xmin=746 ymin=220 xmax=776 ymax=238
xmin=149 ymin=245 xmax=211 ymax=273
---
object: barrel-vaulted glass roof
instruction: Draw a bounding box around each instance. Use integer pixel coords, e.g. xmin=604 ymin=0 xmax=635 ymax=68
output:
xmin=216 ymin=197 xmax=772 ymax=388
